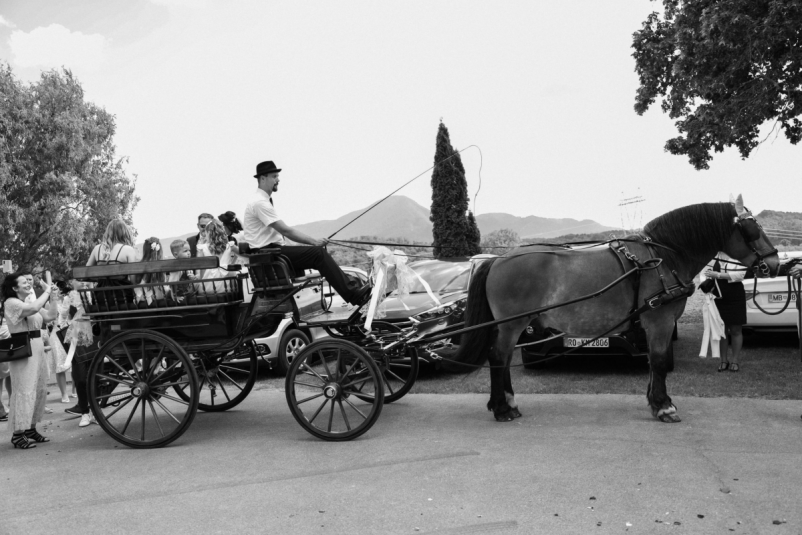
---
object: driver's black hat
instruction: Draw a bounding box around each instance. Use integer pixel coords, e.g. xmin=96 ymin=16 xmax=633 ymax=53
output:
xmin=254 ymin=161 xmax=281 ymax=178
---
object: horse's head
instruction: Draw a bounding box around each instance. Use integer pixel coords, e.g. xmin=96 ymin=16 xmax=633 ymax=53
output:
xmin=721 ymin=194 xmax=779 ymax=278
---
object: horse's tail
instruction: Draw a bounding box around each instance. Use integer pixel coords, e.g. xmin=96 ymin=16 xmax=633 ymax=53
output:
xmin=450 ymin=258 xmax=497 ymax=370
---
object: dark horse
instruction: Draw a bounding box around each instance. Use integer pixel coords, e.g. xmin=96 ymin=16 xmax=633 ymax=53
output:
xmin=452 ymin=197 xmax=779 ymax=423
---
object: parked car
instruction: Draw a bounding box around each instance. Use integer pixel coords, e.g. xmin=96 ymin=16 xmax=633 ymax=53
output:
xmin=743 ymin=251 xmax=802 ymax=334
xmin=245 ymin=265 xmax=368 ymax=374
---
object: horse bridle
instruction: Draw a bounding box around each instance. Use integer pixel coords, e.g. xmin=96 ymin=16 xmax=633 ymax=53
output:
xmin=735 ymin=212 xmax=777 ymax=277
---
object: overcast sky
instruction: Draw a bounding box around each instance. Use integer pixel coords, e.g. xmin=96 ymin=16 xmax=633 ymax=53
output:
xmin=1 ymin=0 xmax=799 ymax=240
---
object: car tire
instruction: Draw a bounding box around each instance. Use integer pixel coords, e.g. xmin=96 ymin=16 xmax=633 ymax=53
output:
xmin=277 ymin=328 xmax=310 ymax=376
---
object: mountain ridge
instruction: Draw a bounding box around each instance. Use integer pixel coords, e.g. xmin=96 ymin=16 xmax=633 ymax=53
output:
xmin=294 ymin=195 xmax=617 ymax=242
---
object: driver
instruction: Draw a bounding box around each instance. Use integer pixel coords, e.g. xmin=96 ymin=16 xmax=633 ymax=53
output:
xmin=242 ymin=161 xmax=371 ymax=306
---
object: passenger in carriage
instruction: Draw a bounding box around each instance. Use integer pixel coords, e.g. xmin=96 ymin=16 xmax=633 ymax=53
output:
xmin=218 ymin=211 xmax=243 ymax=247
xmin=187 ymin=213 xmax=214 ymax=258
xmin=167 ymin=239 xmax=197 ymax=303
xmin=196 ymin=220 xmax=237 ymax=295
xmin=134 ymin=237 xmax=168 ymax=307
xmin=86 ymin=219 xmax=137 ymax=310
xmin=243 ymin=160 xmax=371 ymax=306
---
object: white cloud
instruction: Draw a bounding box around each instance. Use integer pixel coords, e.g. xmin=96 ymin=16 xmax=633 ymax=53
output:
xmin=9 ymin=24 xmax=108 ymax=73
xmin=0 ymin=15 xmax=15 ymax=28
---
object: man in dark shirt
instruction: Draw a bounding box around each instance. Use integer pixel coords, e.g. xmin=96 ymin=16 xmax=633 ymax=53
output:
xmin=187 ymin=213 xmax=214 ymax=257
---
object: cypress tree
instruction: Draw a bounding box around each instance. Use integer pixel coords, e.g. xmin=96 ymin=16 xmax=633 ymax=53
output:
xmin=430 ymin=122 xmax=481 ymax=258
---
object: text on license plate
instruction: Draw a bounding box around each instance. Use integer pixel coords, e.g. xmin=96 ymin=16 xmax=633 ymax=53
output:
xmin=563 ymin=337 xmax=610 ymax=348
xmin=769 ymin=293 xmax=797 ymax=303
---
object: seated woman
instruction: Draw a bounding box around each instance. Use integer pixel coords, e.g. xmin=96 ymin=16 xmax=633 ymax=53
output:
xmin=86 ymin=219 xmax=138 ymax=310
xmin=133 ymin=237 xmax=168 ymax=307
xmin=196 ymin=219 xmax=237 ymax=296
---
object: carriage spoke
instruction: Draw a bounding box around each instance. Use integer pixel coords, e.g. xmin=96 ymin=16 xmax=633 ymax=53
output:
xmin=100 ymin=395 xmax=134 ymax=419
xmin=302 ymin=355 xmax=329 ymax=383
xmin=385 ymin=369 xmax=406 ymax=385
xmin=140 ymin=398 xmax=146 ymax=441
xmin=152 ymin=396 xmax=182 ymax=424
xmin=151 ymin=358 xmax=182 ymax=385
xmin=121 ymin=397 xmax=143 ymax=435
xmin=123 ymin=342 xmax=142 ymax=382
xmin=308 ymin=398 xmax=329 ymax=424
xmin=319 ymin=351 xmax=335 ymax=379
xmin=154 ymin=392 xmax=191 ymax=406
xmin=293 ymin=380 xmax=325 ymax=389
xmin=383 ymin=374 xmax=396 ymax=395
xmin=146 ymin=399 xmax=165 ymax=438
xmin=145 ymin=345 xmax=166 ymax=382
xmin=296 ymin=392 xmax=325 ymax=405
xmin=341 ymin=375 xmax=371 ymax=390
xmin=217 ymin=369 xmax=244 ymax=391
xmin=105 ymin=357 xmax=138 ymax=383
xmin=96 ymin=373 xmax=135 ymax=388
xmin=95 ymin=388 xmax=129 ymax=401
xmin=334 ymin=348 xmax=342 ymax=381
xmin=337 ymin=399 xmax=351 ymax=431
xmin=151 ymin=380 xmax=190 ymax=389
xmin=342 ymin=396 xmax=368 ymax=420
xmin=219 ymin=364 xmax=248 ymax=376
xmin=216 ymin=376 xmax=232 ymax=402
xmin=327 ymin=398 xmax=335 ymax=432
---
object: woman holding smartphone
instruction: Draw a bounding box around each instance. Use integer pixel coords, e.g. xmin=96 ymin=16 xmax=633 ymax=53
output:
xmin=1 ymin=270 xmax=59 ymax=449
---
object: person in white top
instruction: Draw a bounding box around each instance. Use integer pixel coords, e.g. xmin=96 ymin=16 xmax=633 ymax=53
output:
xmin=243 ymin=160 xmax=370 ymax=306
xmin=703 ymin=255 xmax=747 ymax=372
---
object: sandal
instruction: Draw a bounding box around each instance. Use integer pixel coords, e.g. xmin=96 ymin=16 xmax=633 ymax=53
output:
xmin=718 ymin=361 xmax=730 ymax=372
xmin=729 ymin=363 xmax=740 ymax=372
xmin=11 ymin=433 xmax=36 ymax=449
xmin=24 ymin=429 xmax=50 ymax=443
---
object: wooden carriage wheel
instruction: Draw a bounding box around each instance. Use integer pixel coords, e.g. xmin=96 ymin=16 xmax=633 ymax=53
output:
xmin=89 ymin=330 xmax=199 ymax=449
xmin=285 ymin=339 xmax=383 ymax=441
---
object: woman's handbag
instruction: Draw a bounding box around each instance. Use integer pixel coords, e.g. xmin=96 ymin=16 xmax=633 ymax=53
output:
xmin=0 ymin=331 xmax=34 ymax=362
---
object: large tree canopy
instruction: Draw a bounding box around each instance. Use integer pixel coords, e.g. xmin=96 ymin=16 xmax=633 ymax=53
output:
xmin=0 ymin=65 xmax=138 ymax=276
xmin=430 ymin=122 xmax=481 ymax=258
xmin=632 ymin=0 xmax=802 ymax=169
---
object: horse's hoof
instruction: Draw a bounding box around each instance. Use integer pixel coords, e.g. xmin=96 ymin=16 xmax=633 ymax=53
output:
xmin=510 ymin=407 xmax=522 ymax=418
xmin=494 ymin=411 xmax=516 ymax=422
xmin=658 ymin=413 xmax=682 ymax=423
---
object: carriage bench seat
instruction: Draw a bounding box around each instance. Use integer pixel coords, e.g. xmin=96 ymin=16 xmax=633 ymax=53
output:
xmin=72 ymin=257 xmax=244 ymax=316
xmin=243 ymin=250 xmax=322 ymax=292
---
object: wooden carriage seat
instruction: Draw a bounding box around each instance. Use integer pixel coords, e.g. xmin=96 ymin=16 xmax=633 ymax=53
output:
xmin=245 ymin=250 xmax=321 ymax=293
xmin=72 ymin=257 xmax=243 ymax=315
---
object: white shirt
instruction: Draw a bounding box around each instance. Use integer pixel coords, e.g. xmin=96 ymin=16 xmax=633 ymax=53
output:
xmin=243 ymin=188 xmax=285 ymax=248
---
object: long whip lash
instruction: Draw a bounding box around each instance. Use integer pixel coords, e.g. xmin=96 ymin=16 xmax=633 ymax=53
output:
xmin=327 ymin=145 xmax=482 ymax=240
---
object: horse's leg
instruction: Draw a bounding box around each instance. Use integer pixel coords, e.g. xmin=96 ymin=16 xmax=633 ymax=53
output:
xmin=503 ymin=361 xmax=522 ymax=418
xmin=643 ymin=315 xmax=681 ymax=423
xmin=486 ymin=321 xmax=527 ymax=422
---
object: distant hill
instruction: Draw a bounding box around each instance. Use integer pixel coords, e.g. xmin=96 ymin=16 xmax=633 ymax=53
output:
xmin=756 ymin=210 xmax=802 ymax=246
xmin=295 ymin=195 xmax=617 ymax=242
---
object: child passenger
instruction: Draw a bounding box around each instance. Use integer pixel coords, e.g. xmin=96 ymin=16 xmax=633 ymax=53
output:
xmin=167 ymin=239 xmax=197 ymax=303
xmin=196 ymin=220 xmax=235 ymax=295
xmin=134 ymin=238 xmax=167 ymax=306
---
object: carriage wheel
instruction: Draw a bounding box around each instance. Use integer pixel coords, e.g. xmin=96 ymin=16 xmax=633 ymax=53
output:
xmin=89 ymin=330 xmax=199 ymax=449
xmin=358 ymin=346 xmax=419 ymax=404
xmin=285 ymin=340 xmax=383 ymax=441
xmin=174 ymin=343 xmax=258 ymax=412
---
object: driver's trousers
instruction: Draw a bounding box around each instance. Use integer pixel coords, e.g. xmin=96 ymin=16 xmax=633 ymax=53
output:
xmin=266 ymin=244 xmax=358 ymax=304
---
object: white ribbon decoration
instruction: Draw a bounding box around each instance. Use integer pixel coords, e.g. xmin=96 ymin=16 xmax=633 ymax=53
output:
xmin=363 ymin=246 xmax=440 ymax=331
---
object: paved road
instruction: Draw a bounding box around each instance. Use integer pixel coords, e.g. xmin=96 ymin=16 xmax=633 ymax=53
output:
xmin=2 ymin=389 xmax=802 ymax=535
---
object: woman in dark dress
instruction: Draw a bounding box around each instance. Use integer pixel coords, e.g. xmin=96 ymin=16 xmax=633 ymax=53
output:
xmin=704 ymin=256 xmax=747 ymax=372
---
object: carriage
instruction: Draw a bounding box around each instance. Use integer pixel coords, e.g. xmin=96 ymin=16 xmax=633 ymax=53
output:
xmin=72 ymin=249 xmax=436 ymax=448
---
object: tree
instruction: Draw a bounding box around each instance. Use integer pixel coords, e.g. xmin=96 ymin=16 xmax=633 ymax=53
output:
xmin=430 ymin=121 xmax=481 ymax=258
xmin=480 ymin=228 xmax=520 ymax=254
xmin=0 ymin=65 xmax=138 ymax=276
xmin=632 ymin=0 xmax=802 ymax=170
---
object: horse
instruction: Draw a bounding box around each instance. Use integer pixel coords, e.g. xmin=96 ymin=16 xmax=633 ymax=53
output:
xmin=451 ymin=196 xmax=780 ymax=423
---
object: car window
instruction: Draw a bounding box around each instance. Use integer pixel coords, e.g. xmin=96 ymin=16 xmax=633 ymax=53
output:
xmin=441 ymin=270 xmax=470 ymax=293
xmin=345 ymin=272 xmax=365 ymax=286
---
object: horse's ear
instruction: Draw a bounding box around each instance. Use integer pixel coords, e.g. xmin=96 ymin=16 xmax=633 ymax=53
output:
xmin=729 ymin=193 xmax=736 ymax=204
xmin=735 ymin=194 xmax=745 ymax=215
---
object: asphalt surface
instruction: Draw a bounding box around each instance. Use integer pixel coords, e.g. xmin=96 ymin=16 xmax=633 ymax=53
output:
xmin=2 ymin=389 xmax=802 ymax=535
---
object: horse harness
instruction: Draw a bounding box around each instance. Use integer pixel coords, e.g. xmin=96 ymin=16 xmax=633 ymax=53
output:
xmin=608 ymin=236 xmax=695 ymax=322
xmin=735 ymin=212 xmax=777 ymax=277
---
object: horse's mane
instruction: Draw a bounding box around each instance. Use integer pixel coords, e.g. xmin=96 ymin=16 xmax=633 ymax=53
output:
xmin=642 ymin=202 xmax=736 ymax=258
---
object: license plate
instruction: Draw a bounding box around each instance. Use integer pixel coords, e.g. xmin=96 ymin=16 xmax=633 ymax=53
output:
xmin=563 ymin=337 xmax=610 ymax=348
xmin=769 ymin=293 xmax=797 ymax=303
